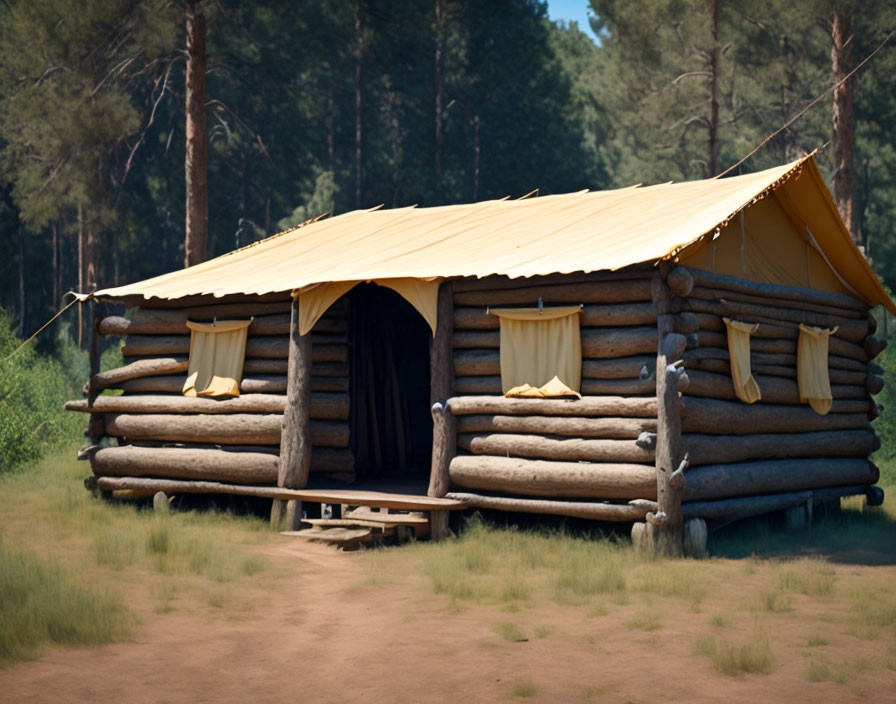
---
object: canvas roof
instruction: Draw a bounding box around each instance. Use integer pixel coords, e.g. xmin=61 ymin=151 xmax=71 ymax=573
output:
xmin=93 ymin=154 xmax=895 ymax=313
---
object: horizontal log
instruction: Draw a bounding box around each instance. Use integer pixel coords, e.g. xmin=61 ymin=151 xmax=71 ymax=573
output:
xmin=683 ymin=429 xmax=877 ymax=466
xmin=454 ymin=376 xmax=502 ymax=394
xmin=447 ymin=395 xmax=658 ymax=417
xmin=686 ymin=369 xmax=866 ymax=405
xmin=453 ymin=331 xmax=501 ymax=348
xmin=104 ymin=413 xmax=350 ymax=447
xmin=686 ymin=267 xmax=868 ymax=312
xmin=683 ymin=357 xmax=867 ymax=385
xmin=682 ymin=491 xmax=813 ymax=523
xmin=121 ymin=292 xmax=292 ymax=310
xmin=91 ymin=357 xmax=188 ymax=390
xmin=121 ymin=335 xmax=347 ymax=363
xmin=681 ymin=396 xmax=871 ymax=435
xmin=456 ymin=414 xmax=657 ymax=438
xmin=454 ymin=350 xmax=658 ymax=380
xmin=309 ymin=448 xmax=356 ymax=474
xmin=582 ymin=355 xmax=656 ymax=379
xmin=93 ymin=476 xmax=467 ymax=511
xmin=692 ymin=330 xmax=868 ymax=363
xmin=686 ymin=297 xmax=869 ymax=342
xmin=453 ymin=304 xmax=656 ymax=331
xmin=450 ymin=267 xmax=653 ymax=292
xmin=92 ymin=445 xmax=278 ymax=483
xmin=245 ymin=359 xmax=348 ymax=377
xmin=688 ymin=286 xmax=867 ymax=319
xmin=458 ymin=433 xmax=654 ymax=463
xmin=448 ymin=455 xmax=656 ymax=499
xmin=445 ymin=492 xmax=652 ymax=521
xmin=117 ymin=374 xmax=344 ymax=395
xmin=99 ymin=308 xmax=346 ymax=336
xmin=454 ymin=349 xmax=499 ymax=376
xmin=683 ymin=345 xmax=867 ymax=373
xmin=582 ymin=378 xmax=656 ymax=396
xmin=682 ymin=457 xmax=878 ymax=501
xmin=453 ymin=279 xmax=653 ymax=307
xmin=66 ymin=392 xmax=349 ymax=421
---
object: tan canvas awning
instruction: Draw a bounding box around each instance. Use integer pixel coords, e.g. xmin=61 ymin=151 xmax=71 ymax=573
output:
xmin=90 ymin=155 xmax=895 ymax=314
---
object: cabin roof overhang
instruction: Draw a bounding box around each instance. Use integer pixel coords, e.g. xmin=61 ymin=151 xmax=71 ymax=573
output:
xmin=88 ymin=154 xmax=895 ymax=314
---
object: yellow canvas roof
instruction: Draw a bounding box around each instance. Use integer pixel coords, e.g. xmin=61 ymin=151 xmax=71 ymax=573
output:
xmin=93 ymin=154 xmax=894 ymax=313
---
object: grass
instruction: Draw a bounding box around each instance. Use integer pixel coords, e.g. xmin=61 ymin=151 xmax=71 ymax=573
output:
xmin=805 ymin=655 xmax=868 ymax=685
xmin=506 ymin=677 xmax=538 ymax=698
xmin=492 ymin=622 xmax=528 ymax=642
xmin=693 ymin=631 xmax=775 ymax=676
xmin=0 ymin=543 xmax=133 ymax=662
xmin=0 ymin=447 xmax=286 ymax=663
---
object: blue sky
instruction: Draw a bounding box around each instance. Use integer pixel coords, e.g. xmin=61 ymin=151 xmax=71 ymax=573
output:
xmin=545 ymin=0 xmax=599 ymax=42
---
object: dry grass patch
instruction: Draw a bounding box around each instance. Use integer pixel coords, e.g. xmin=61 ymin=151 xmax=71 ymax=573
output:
xmin=506 ymin=677 xmax=538 ymax=698
xmin=693 ymin=630 xmax=775 ymax=676
xmin=492 ymin=622 xmax=527 ymax=642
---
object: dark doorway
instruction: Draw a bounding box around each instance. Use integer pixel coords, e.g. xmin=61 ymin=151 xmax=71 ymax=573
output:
xmin=348 ymin=283 xmax=432 ymax=480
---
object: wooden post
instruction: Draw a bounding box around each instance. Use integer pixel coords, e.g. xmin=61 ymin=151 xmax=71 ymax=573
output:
xmin=645 ymin=267 xmax=691 ymax=553
xmin=272 ymin=295 xmax=311 ymax=529
xmin=87 ymin=300 xmax=102 ymax=406
xmin=428 ymin=281 xmax=455 ymax=498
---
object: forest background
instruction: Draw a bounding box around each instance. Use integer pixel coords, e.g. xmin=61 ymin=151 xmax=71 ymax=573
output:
xmin=1 ymin=0 xmax=895 ymax=470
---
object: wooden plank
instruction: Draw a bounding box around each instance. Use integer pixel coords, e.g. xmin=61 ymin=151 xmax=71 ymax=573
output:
xmin=93 ymin=476 xmax=468 ymax=510
xmin=446 ymin=395 xmax=657 ymax=418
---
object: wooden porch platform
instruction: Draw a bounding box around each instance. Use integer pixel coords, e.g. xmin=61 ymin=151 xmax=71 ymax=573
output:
xmin=92 ymin=476 xmax=467 ymax=512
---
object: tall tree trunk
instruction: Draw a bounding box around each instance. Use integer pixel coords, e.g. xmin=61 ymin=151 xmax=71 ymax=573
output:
xmin=831 ymin=9 xmax=856 ymax=240
xmin=707 ymin=0 xmax=720 ymax=177
xmin=77 ymin=203 xmax=85 ymax=346
xmin=472 ymin=114 xmax=480 ymax=201
xmin=51 ymin=222 xmax=59 ymax=306
xmin=184 ymin=0 xmax=208 ymax=267
xmin=434 ymin=0 xmax=443 ymax=178
xmin=327 ymin=90 xmax=335 ymax=174
xmin=354 ymin=2 xmax=363 ymax=210
xmin=17 ymin=224 xmax=25 ymax=337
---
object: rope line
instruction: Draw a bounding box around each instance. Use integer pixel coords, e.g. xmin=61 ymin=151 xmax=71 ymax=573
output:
xmin=717 ymin=29 xmax=895 ymax=178
xmin=2 ymin=293 xmax=81 ymax=362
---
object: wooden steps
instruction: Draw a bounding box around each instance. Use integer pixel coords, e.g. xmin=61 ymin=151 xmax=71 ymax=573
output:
xmin=280 ymin=506 xmax=433 ymax=549
xmin=281 ymin=527 xmax=373 ymax=548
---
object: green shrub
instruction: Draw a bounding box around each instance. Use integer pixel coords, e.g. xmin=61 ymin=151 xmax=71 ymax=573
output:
xmin=0 ymin=311 xmax=83 ymax=475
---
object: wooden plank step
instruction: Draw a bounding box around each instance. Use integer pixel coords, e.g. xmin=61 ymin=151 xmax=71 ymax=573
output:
xmin=343 ymin=507 xmax=429 ymax=525
xmin=302 ymin=518 xmax=397 ymax=532
xmin=280 ymin=527 xmax=373 ymax=547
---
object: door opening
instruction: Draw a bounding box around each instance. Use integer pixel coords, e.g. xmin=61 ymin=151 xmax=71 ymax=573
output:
xmin=348 ymin=283 xmax=432 ymax=481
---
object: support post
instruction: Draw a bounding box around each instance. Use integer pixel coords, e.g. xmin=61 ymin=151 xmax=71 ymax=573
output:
xmin=272 ymin=294 xmax=311 ymax=529
xmin=646 ymin=268 xmax=690 ymax=553
xmin=428 ymin=281 xmax=455 ymax=498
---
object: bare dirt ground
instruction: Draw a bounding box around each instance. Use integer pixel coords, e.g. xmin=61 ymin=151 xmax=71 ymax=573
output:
xmin=3 ymin=536 xmax=896 ymax=704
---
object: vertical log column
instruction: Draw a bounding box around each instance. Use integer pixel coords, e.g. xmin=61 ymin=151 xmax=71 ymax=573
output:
xmin=271 ymin=294 xmax=311 ymax=529
xmin=86 ymin=300 xmax=105 ymax=448
xmin=641 ymin=266 xmax=693 ymax=553
xmin=428 ymin=282 xmax=455 ymax=518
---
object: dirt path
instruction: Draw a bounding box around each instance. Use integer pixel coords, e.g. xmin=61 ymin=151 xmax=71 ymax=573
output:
xmin=2 ymin=539 xmax=894 ymax=704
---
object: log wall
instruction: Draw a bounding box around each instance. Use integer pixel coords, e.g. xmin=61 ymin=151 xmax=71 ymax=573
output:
xmin=677 ymin=266 xmax=882 ymax=511
xmin=447 ymin=268 xmax=660 ymax=508
xmin=80 ymin=296 xmax=354 ymax=485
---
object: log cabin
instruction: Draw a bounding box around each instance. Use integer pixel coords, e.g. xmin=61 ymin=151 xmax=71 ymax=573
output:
xmin=67 ymin=154 xmax=892 ymax=552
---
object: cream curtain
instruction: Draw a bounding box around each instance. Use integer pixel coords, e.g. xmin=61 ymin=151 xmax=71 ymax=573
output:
xmin=297 ymin=278 xmax=442 ymax=336
xmin=723 ymin=318 xmax=761 ymax=404
xmin=798 ymin=323 xmax=839 ymax=415
xmin=182 ymin=320 xmax=252 ymax=398
xmin=490 ymin=306 xmax=582 ymax=394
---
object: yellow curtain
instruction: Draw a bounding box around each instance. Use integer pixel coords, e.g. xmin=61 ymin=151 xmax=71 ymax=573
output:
xmin=297 ymin=281 xmax=359 ymax=336
xmin=798 ymin=323 xmax=839 ymax=415
xmin=490 ymin=306 xmax=582 ymax=394
xmin=297 ymin=278 xmax=442 ymax=336
xmin=182 ymin=320 xmax=252 ymax=398
xmin=723 ymin=318 xmax=761 ymax=404
xmin=505 ymin=375 xmax=581 ymax=399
